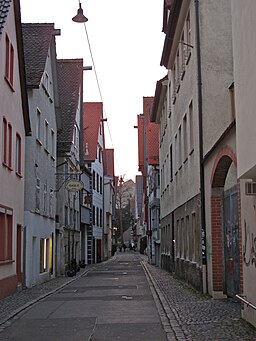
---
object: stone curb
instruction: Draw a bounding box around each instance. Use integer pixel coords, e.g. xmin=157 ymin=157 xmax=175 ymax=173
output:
xmin=141 ymin=260 xmax=188 ymax=341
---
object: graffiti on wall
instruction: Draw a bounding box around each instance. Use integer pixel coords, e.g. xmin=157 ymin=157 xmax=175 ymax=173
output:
xmin=243 ymin=219 xmax=256 ymax=267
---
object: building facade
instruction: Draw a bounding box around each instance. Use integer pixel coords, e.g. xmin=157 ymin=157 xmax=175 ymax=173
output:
xmin=56 ymin=59 xmax=83 ymax=274
xmin=83 ymin=102 xmax=104 ymax=263
xmin=22 ymin=23 xmax=59 ymax=287
xmin=231 ymin=0 xmax=256 ymax=328
xmin=152 ymin=0 xmax=236 ymax=293
xmin=0 ymin=0 xmax=31 ymax=298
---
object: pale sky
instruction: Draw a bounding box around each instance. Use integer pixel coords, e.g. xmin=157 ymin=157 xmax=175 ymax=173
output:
xmin=20 ymin=0 xmax=166 ymax=181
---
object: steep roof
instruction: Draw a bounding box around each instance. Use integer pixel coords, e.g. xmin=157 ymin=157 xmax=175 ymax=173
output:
xmin=22 ymin=23 xmax=55 ymax=88
xmin=83 ymin=102 xmax=102 ymax=162
xmin=146 ymin=122 xmax=159 ymax=165
xmin=57 ymin=59 xmax=83 ymax=154
xmin=104 ymin=149 xmax=115 ymax=177
xmin=0 ymin=0 xmax=11 ymax=35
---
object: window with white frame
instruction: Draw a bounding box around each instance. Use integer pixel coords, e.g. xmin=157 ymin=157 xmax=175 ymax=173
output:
xmin=183 ymin=114 xmax=188 ymax=162
xmin=43 ymin=183 xmax=47 ymax=213
xmin=189 ymin=101 xmax=194 ymax=153
xmin=51 ymin=129 xmax=55 ymax=157
xmin=44 ymin=120 xmax=49 ymax=151
xmin=35 ymin=178 xmax=40 ymax=212
xmin=36 ymin=109 xmax=41 ymax=142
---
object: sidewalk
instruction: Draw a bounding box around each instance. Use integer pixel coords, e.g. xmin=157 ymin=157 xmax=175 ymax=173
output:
xmin=142 ymin=257 xmax=256 ymax=341
xmin=0 ymin=266 xmax=95 ymax=327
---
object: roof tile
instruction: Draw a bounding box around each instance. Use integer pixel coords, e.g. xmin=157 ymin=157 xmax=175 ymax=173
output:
xmin=0 ymin=0 xmax=11 ymax=35
xmin=57 ymin=59 xmax=83 ymax=153
xmin=22 ymin=23 xmax=55 ymax=88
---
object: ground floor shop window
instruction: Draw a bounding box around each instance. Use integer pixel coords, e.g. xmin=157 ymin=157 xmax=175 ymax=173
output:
xmin=40 ymin=238 xmax=49 ymax=273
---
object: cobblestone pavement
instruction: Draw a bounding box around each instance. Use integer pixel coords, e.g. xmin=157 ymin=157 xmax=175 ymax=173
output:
xmin=1 ymin=255 xmax=256 ymax=340
xmin=142 ymin=259 xmax=256 ymax=341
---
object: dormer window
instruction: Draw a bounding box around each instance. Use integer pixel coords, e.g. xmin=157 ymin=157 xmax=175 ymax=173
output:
xmin=85 ymin=143 xmax=89 ymax=155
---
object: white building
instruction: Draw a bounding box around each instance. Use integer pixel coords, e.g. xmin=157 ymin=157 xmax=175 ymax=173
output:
xmin=83 ymin=102 xmax=105 ymax=263
xmin=231 ymin=0 xmax=256 ymax=328
xmin=22 ymin=23 xmax=59 ymax=288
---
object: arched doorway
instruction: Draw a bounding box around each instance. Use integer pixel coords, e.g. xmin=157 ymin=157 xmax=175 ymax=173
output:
xmin=210 ymin=147 xmax=241 ymax=297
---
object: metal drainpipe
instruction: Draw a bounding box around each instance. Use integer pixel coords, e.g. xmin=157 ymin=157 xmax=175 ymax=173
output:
xmin=194 ymin=0 xmax=208 ymax=294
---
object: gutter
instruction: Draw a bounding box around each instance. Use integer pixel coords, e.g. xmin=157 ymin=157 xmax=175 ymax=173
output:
xmin=194 ymin=0 xmax=207 ymax=292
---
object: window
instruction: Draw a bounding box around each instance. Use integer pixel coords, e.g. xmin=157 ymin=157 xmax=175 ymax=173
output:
xmin=5 ymin=34 xmax=14 ymax=88
xmin=229 ymin=83 xmax=236 ymax=119
xmin=8 ymin=123 xmax=12 ymax=168
xmin=97 ymin=173 xmax=99 ymax=192
xmin=35 ymin=178 xmax=40 ymax=212
xmin=92 ymin=206 xmax=95 ymax=225
xmin=96 ymin=207 xmax=99 ymax=226
xmin=85 ymin=143 xmax=89 ymax=155
xmin=36 ymin=109 xmax=41 ymax=142
xmin=49 ymin=189 xmax=54 ymax=218
xmin=51 ymin=129 xmax=55 ymax=157
xmin=2 ymin=117 xmax=7 ymax=165
xmin=43 ymin=183 xmax=47 ymax=213
xmin=93 ymin=171 xmax=96 ymax=190
xmin=170 ymin=145 xmax=173 ymax=181
xmin=44 ymin=120 xmax=49 ymax=151
xmin=178 ymin=126 xmax=182 ymax=169
xmin=15 ymin=133 xmax=21 ymax=176
xmin=100 ymin=209 xmax=102 ymax=227
xmin=72 ymin=124 xmax=78 ymax=147
xmin=186 ymin=11 xmax=192 ymax=63
xmin=40 ymin=238 xmax=49 ymax=273
xmin=183 ymin=114 xmax=188 ymax=162
xmin=100 ymin=176 xmax=102 ymax=194
xmin=189 ymin=101 xmax=194 ymax=153
xmin=0 ymin=206 xmax=13 ymax=261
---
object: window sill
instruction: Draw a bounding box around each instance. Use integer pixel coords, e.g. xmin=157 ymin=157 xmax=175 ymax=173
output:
xmin=51 ymin=155 xmax=56 ymax=161
xmin=16 ymin=171 xmax=23 ymax=178
xmin=44 ymin=148 xmax=50 ymax=154
xmin=189 ymin=148 xmax=194 ymax=156
xmin=2 ymin=162 xmax=13 ymax=171
xmin=5 ymin=76 xmax=15 ymax=92
xmin=36 ymin=138 xmax=42 ymax=146
xmin=0 ymin=259 xmax=14 ymax=266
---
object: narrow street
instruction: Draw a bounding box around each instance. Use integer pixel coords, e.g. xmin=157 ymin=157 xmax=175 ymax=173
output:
xmin=0 ymin=252 xmax=256 ymax=341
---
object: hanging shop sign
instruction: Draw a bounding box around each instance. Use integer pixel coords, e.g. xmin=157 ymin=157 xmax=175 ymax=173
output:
xmin=65 ymin=179 xmax=83 ymax=192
